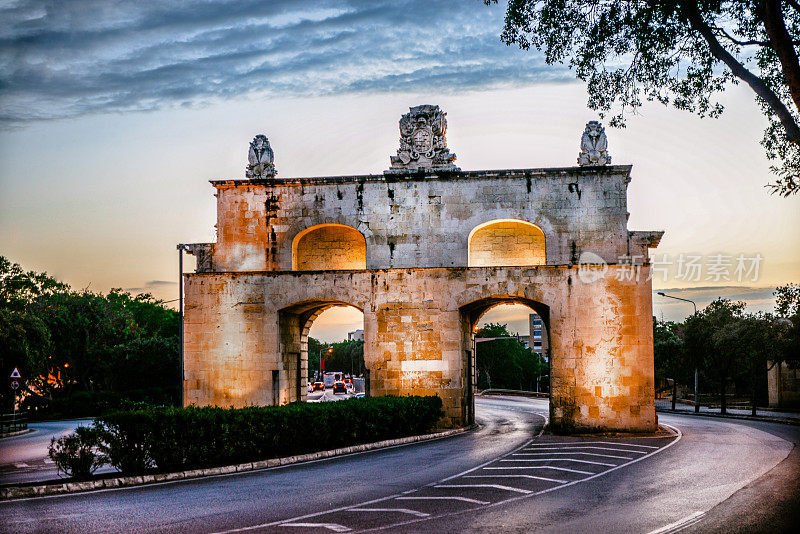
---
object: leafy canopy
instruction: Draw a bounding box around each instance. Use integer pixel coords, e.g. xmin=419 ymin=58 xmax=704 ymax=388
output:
xmin=488 ymin=0 xmax=800 ymax=196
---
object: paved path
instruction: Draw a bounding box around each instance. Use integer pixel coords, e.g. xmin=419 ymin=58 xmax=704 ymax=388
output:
xmin=2 ymin=398 xmax=798 ymax=533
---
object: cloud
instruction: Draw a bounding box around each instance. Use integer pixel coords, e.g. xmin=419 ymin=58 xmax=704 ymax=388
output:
xmin=145 ymin=280 xmax=176 ymax=287
xmin=0 ymin=0 xmax=561 ymax=126
xmin=653 ymin=285 xmax=779 ymax=321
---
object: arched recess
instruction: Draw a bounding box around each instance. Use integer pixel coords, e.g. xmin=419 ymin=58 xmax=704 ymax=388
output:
xmin=468 ymin=219 xmax=546 ymax=267
xmin=458 ymin=296 xmax=551 ymax=424
xmin=292 ymin=224 xmax=366 ymax=271
xmin=277 ymin=299 xmax=365 ymax=404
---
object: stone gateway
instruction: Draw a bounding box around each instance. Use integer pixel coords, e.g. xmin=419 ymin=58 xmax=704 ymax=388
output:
xmin=183 ymin=106 xmax=664 ymax=432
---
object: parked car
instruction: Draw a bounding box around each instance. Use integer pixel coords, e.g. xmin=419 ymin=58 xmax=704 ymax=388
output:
xmin=333 ymin=380 xmax=347 ymax=394
xmin=307 ymin=383 xmax=314 ymax=393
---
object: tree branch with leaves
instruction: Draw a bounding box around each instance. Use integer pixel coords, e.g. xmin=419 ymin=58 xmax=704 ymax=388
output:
xmin=488 ymin=0 xmax=800 ymax=196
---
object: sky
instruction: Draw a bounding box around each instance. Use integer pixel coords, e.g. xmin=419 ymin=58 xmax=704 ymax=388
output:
xmin=1 ymin=0 xmax=798 ymax=342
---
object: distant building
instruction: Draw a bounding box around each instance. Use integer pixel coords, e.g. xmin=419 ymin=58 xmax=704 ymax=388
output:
xmin=768 ymin=361 xmax=800 ymax=409
xmin=348 ymin=329 xmax=364 ymax=342
xmin=529 ymin=314 xmax=543 ymax=354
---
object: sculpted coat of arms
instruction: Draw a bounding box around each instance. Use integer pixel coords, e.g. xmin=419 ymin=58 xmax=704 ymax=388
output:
xmin=389 ymin=105 xmax=459 ymax=172
xmin=246 ymin=134 xmax=276 ymax=179
xmin=577 ymin=121 xmax=611 ymax=166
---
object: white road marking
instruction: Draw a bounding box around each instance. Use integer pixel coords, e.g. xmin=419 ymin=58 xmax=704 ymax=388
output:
xmin=514 ymin=451 xmax=634 ymax=460
xmin=500 ymin=458 xmax=616 ymax=467
xmin=13 ymin=463 xmax=29 ymax=468
xmin=434 ymin=484 xmax=532 ymax=494
xmin=526 ymin=441 xmax=659 ymax=449
xmin=523 ymin=446 xmax=647 ymax=454
xmin=484 ymin=466 xmax=594 ymax=475
xmin=208 ymin=419 xmax=681 ymax=534
xmin=646 ymin=511 xmax=705 ymax=534
xmin=396 ymin=496 xmax=489 ymax=504
xmin=347 ymin=507 xmax=429 ymax=517
xmin=279 ymin=522 xmax=351 ymax=532
xmin=465 ymin=474 xmax=568 ymax=484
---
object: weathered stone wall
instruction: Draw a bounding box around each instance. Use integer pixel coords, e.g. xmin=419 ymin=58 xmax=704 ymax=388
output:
xmin=294 ymin=224 xmax=366 ymax=271
xmin=185 ymin=160 xmax=662 ymax=432
xmin=468 ymin=220 xmax=546 ymax=267
xmin=208 ymin=166 xmax=633 ymax=274
xmin=184 ymin=265 xmax=657 ymax=432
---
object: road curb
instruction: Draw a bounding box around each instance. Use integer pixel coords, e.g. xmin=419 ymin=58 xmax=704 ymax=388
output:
xmin=656 ymin=408 xmax=800 ymax=426
xmin=0 ymin=428 xmax=32 ymax=439
xmin=0 ymin=426 xmax=474 ymax=501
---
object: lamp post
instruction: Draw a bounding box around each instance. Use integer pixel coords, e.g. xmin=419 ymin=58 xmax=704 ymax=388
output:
xmin=657 ymin=292 xmax=699 ymax=413
xmin=177 ymin=244 xmax=190 ymax=408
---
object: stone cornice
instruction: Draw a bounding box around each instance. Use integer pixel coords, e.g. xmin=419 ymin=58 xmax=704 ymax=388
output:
xmin=209 ymin=165 xmax=633 ymax=188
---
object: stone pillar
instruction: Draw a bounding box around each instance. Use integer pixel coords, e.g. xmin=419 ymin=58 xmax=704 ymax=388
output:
xmin=549 ymin=266 xmax=657 ymax=432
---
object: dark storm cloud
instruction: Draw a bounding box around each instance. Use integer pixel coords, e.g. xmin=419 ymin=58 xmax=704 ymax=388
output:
xmin=0 ymin=0 xmax=563 ymax=125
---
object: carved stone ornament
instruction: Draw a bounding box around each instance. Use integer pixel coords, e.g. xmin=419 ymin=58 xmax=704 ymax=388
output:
xmin=577 ymin=121 xmax=611 ymax=166
xmin=388 ymin=105 xmax=459 ymax=172
xmin=246 ymin=134 xmax=276 ymax=179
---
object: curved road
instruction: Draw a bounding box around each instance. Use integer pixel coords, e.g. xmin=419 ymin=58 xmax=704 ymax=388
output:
xmin=1 ymin=397 xmax=798 ymax=533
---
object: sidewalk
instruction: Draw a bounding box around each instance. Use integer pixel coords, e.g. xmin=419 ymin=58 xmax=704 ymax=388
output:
xmin=656 ymin=401 xmax=800 ymax=426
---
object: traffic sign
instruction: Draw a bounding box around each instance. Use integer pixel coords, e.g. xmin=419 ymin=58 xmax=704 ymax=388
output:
xmin=9 ymin=367 xmax=21 ymax=379
xmin=10 ymin=380 xmax=19 ymax=390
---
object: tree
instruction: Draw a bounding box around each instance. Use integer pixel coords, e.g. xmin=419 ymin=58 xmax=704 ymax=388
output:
xmin=0 ymin=308 xmax=51 ymax=411
xmin=685 ymin=298 xmax=746 ymax=414
xmin=488 ymin=0 xmax=800 ymax=196
xmin=475 ymin=323 xmax=548 ymax=391
xmin=775 ymin=282 xmax=800 ymax=317
xmin=0 ymin=256 xmax=67 ymax=310
xmin=653 ymin=319 xmax=686 ymax=409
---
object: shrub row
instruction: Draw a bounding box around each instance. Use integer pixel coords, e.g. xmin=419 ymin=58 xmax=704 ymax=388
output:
xmin=50 ymin=396 xmax=443 ymax=479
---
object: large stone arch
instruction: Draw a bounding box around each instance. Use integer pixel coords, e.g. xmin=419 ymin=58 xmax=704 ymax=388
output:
xmin=468 ymin=219 xmax=547 ymax=267
xmin=278 ymin=299 xmax=366 ymax=404
xmin=292 ymin=223 xmax=367 ymax=271
xmin=458 ymin=295 xmax=551 ymax=424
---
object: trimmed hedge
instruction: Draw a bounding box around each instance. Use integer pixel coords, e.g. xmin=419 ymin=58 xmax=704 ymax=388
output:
xmin=95 ymin=395 xmax=443 ymax=475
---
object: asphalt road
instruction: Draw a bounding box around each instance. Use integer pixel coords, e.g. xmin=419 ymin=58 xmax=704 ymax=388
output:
xmin=0 ymin=419 xmax=92 ymax=484
xmin=1 ymin=397 xmax=798 ymax=533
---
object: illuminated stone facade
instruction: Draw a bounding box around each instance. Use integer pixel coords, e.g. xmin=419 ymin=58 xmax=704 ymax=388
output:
xmin=183 ymin=111 xmax=664 ymax=432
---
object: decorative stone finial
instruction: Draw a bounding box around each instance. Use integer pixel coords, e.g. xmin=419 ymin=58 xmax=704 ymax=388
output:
xmin=577 ymin=121 xmax=611 ymax=166
xmin=388 ymin=105 xmax=459 ymax=173
xmin=246 ymin=134 xmax=276 ymax=179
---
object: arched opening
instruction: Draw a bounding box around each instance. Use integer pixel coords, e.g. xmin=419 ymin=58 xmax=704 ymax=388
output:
xmin=278 ymin=300 xmax=365 ymax=404
xmin=292 ymin=224 xmax=367 ymax=271
xmin=467 ymin=219 xmax=546 ymax=267
xmin=459 ymin=296 xmax=551 ymax=424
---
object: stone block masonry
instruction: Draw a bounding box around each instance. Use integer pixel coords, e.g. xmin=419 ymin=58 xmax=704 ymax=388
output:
xmin=184 ymin=110 xmax=663 ymax=432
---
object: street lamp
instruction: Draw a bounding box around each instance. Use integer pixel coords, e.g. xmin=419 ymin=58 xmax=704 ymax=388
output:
xmin=177 ymin=244 xmax=190 ymax=408
xmin=656 ymin=291 xmax=699 ymax=413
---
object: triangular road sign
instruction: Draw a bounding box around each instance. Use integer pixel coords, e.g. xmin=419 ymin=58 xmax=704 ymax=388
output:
xmin=9 ymin=367 xmax=21 ymax=379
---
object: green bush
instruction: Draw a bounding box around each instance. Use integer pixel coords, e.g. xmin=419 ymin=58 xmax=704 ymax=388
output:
xmin=48 ymin=426 xmax=107 ymax=480
xmin=97 ymin=395 xmax=443 ymax=475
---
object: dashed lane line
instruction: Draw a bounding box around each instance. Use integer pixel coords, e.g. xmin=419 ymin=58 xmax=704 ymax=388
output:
xmin=433 ymin=484 xmax=532 ymax=495
xmin=483 ymin=466 xmax=594 ymax=475
xmin=464 ymin=474 xmax=568 ymax=484
xmin=646 ymin=511 xmax=705 ymax=534
xmin=513 ymin=452 xmax=635 ymax=460
xmin=278 ymin=523 xmax=351 ymax=533
xmin=499 ymin=458 xmax=616 ymax=467
xmin=521 ymin=446 xmax=647 ymax=454
xmin=396 ymin=496 xmax=489 ymax=505
xmin=347 ymin=508 xmax=429 ymax=518
xmin=353 ymin=426 xmax=683 ymax=534
xmin=526 ymin=441 xmax=660 ymax=449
